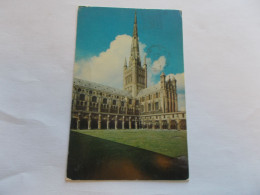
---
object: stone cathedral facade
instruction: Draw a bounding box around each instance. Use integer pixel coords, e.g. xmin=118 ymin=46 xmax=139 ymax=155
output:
xmin=70 ymin=12 xmax=186 ymax=130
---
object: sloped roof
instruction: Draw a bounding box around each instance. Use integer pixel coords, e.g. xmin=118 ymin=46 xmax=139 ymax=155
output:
xmin=73 ymin=78 xmax=132 ymax=98
xmin=137 ymin=83 xmax=161 ymax=97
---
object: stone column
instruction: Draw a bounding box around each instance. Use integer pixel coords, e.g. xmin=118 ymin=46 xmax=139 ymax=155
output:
xmin=115 ymin=115 xmax=118 ymax=130
xmin=152 ymin=119 xmax=155 ymax=130
xmin=88 ymin=113 xmax=91 ymax=129
xmin=77 ymin=118 xmax=80 ymax=130
xmin=86 ymin=101 xmax=89 ymax=112
xmin=159 ymin=118 xmax=162 ymax=129
xmin=176 ymin=119 xmax=181 ymax=130
xmin=167 ymin=118 xmax=170 ymax=130
xmin=122 ymin=116 xmax=125 ymax=129
xmin=135 ymin=117 xmax=137 ymax=129
xmin=98 ymin=114 xmax=101 ymax=129
xmin=129 ymin=117 xmax=132 ymax=129
xmin=107 ymin=115 xmax=110 ymax=129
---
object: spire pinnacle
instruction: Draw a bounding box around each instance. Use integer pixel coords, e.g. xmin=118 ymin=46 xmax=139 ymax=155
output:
xmin=134 ymin=10 xmax=137 ymax=24
xmin=129 ymin=11 xmax=141 ymax=66
xmin=144 ymin=55 xmax=147 ymax=65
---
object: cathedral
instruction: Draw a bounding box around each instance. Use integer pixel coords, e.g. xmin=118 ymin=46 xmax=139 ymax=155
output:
xmin=70 ymin=12 xmax=186 ymax=130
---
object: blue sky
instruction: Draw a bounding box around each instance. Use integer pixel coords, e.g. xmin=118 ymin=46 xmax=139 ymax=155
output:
xmin=74 ymin=7 xmax=186 ymax=110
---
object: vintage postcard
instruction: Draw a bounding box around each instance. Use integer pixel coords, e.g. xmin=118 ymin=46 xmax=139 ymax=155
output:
xmin=67 ymin=6 xmax=188 ymax=180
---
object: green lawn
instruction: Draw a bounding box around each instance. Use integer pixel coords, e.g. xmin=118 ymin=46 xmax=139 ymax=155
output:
xmin=72 ymin=129 xmax=188 ymax=158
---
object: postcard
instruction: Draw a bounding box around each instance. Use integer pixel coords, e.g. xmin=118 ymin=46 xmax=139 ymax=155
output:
xmin=67 ymin=6 xmax=188 ymax=180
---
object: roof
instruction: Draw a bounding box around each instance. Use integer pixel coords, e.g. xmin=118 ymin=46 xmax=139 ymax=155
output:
xmin=73 ymin=78 xmax=132 ymax=98
xmin=137 ymin=83 xmax=161 ymax=97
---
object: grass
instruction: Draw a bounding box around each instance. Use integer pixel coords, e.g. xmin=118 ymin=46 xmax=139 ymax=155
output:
xmin=72 ymin=129 xmax=188 ymax=158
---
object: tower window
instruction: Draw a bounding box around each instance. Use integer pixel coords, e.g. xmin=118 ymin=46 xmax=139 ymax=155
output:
xmin=92 ymin=96 xmax=97 ymax=102
xmin=79 ymin=94 xmax=85 ymax=101
xmin=113 ymin=100 xmax=116 ymax=105
xmin=103 ymin=98 xmax=107 ymax=104
xmin=155 ymin=102 xmax=159 ymax=110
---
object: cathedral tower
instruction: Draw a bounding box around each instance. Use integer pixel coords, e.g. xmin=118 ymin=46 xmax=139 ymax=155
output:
xmin=123 ymin=11 xmax=147 ymax=97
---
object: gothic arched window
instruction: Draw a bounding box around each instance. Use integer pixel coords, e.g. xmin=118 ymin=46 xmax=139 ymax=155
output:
xmin=92 ymin=96 xmax=97 ymax=102
xmin=79 ymin=94 xmax=85 ymax=101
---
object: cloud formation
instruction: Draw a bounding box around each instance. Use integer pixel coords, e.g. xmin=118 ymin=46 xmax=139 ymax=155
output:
xmin=74 ymin=34 xmax=186 ymax=111
xmin=151 ymin=56 xmax=166 ymax=74
xmin=74 ymin=34 xmax=149 ymax=89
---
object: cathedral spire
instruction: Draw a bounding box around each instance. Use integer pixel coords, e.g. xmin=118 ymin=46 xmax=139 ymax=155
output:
xmin=129 ymin=11 xmax=141 ymax=66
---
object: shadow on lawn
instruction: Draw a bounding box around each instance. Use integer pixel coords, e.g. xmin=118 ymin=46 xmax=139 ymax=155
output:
xmin=67 ymin=131 xmax=188 ymax=180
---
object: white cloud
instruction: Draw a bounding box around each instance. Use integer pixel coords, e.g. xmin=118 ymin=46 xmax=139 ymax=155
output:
xmin=151 ymin=56 xmax=166 ymax=74
xmin=74 ymin=35 xmax=186 ymax=111
xmin=74 ymin=34 xmax=150 ymax=89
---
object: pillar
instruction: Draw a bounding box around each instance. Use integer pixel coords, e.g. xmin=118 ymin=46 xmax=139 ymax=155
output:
xmin=98 ymin=114 xmax=101 ymax=129
xmin=115 ymin=115 xmax=118 ymax=130
xmin=122 ymin=116 xmax=125 ymax=129
xmin=88 ymin=113 xmax=91 ymax=129
xmin=167 ymin=119 xmax=170 ymax=130
xmin=152 ymin=119 xmax=155 ymax=130
xmin=135 ymin=117 xmax=137 ymax=129
xmin=77 ymin=118 xmax=80 ymax=130
xmin=129 ymin=117 xmax=132 ymax=129
xmin=159 ymin=118 xmax=162 ymax=129
xmin=176 ymin=119 xmax=181 ymax=130
xmin=107 ymin=115 xmax=110 ymax=130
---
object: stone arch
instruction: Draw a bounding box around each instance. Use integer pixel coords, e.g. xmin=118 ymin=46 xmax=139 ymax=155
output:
xmin=131 ymin=121 xmax=135 ymax=129
xmin=101 ymin=120 xmax=106 ymax=129
xmin=92 ymin=96 xmax=97 ymax=102
xmin=91 ymin=119 xmax=98 ymax=129
xmin=80 ymin=118 xmax=88 ymax=129
xmin=155 ymin=121 xmax=160 ymax=129
xmin=109 ymin=120 xmax=115 ymax=129
xmin=162 ymin=120 xmax=168 ymax=129
xmin=125 ymin=121 xmax=129 ymax=129
xmin=79 ymin=94 xmax=85 ymax=101
xmin=148 ymin=122 xmax=153 ymax=129
xmin=170 ymin=120 xmax=177 ymax=130
xmin=117 ymin=120 xmax=122 ymax=129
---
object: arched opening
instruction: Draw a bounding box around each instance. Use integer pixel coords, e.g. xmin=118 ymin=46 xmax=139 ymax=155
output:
xmin=91 ymin=119 xmax=98 ymax=129
xmin=170 ymin=120 xmax=177 ymax=129
xmin=101 ymin=120 xmax=107 ymax=129
xmin=125 ymin=121 xmax=129 ymax=129
xmin=162 ymin=120 xmax=168 ymax=129
xmin=143 ymin=123 xmax=147 ymax=129
xmin=109 ymin=120 xmax=115 ymax=129
xmin=70 ymin=118 xmax=77 ymax=129
xmin=148 ymin=122 xmax=153 ymax=129
xmin=92 ymin=96 xmax=97 ymax=102
xmin=155 ymin=121 xmax=160 ymax=129
xmin=80 ymin=119 xmax=88 ymax=129
xmin=117 ymin=121 xmax=122 ymax=129
xmin=79 ymin=94 xmax=85 ymax=101
xmin=131 ymin=121 xmax=135 ymax=129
